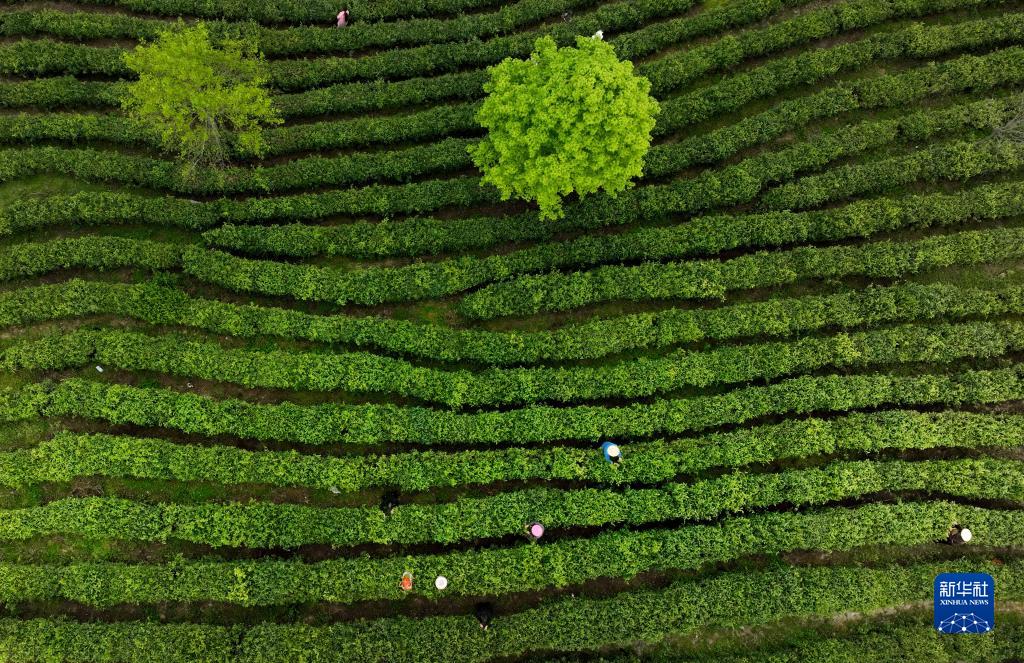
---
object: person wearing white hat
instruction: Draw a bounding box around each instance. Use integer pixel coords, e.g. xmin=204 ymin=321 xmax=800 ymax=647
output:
xmin=600 ymin=441 xmax=621 ymax=464
xmin=948 ymin=524 xmax=974 ymax=545
xmin=435 ymin=575 xmax=448 ymax=590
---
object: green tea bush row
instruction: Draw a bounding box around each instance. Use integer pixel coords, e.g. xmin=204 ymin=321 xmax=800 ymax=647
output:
xmin=0 ymin=137 xmax=478 ymax=194
xmin=0 ymin=280 xmax=1018 ymax=366
xmin=0 ymin=559 xmax=1020 ymax=663
xmin=655 ymin=11 xmax=1024 ymax=134
xmin=0 ymin=0 xmax=817 ymax=59
xmin=0 ymin=0 xmax=500 ymax=24
xmin=206 ymin=172 xmax=1024 ymax=268
xmin=640 ymin=0 xmax=1005 ymax=96
xmin=9 ymin=319 xmax=1024 ymax=408
xmin=762 ymin=137 xmax=1024 ymax=210
xmin=0 ymin=0 xmax=602 ymax=56
xmin=2 ymin=409 xmax=1020 ymax=491
xmin=0 ymin=501 xmax=1015 ymax=605
xmin=0 ymin=76 xmax=123 ymax=111
xmin=0 ymin=458 xmax=1020 ymax=547
xmin=16 ymin=363 xmax=1024 ymax=444
xmin=0 ymin=176 xmax=503 ymax=231
xmin=0 ymin=236 xmax=181 ymax=282
xmin=460 ymin=223 xmax=1024 ymax=320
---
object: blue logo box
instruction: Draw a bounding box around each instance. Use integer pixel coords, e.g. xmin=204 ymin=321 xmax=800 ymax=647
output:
xmin=934 ymin=572 xmax=995 ymax=633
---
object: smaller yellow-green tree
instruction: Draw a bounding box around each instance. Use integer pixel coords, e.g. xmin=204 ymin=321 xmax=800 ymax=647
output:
xmin=469 ymin=35 xmax=659 ymax=220
xmin=121 ymin=23 xmax=281 ymax=177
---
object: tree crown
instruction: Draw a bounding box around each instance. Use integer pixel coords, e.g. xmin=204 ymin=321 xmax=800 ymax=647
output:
xmin=470 ymin=35 xmax=660 ymax=220
xmin=121 ymin=23 xmax=281 ymax=177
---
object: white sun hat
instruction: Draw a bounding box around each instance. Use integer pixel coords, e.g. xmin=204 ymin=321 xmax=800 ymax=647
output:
xmin=960 ymin=528 xmax=973 ymax=543
xmin=435 ymin=575 xmax=448 ymax=590
xmin=606 ymin=443 xmax=621 ymax=458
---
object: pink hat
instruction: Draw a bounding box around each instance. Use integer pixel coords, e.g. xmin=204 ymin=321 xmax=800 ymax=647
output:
xmin=530 ymin=523 xmax=545 ymax=538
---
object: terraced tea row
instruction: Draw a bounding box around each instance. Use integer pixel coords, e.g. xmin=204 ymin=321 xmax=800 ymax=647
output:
xmin=5 ymin=364 xmax=1023 ymax=444
xmin=7 ymin=318 xmax=1024 ymax=407
xmin=0 ymin=502 xmax=1019 ymax=605
xmin=0 ymin=559 xmax=1020 ymax=662
xmin=1 ymin=409 xmax=1020 ymax=491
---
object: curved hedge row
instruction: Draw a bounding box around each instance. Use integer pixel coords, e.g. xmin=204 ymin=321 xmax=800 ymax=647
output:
xmin=0 ymin=0 xmax=505 ymax=24
xmin=0 ymin=0 xmax=825 ymax=60
xmin=0 ymin=501 xmax=1016 ymax=605
xmin=0 ymin=280 xmax=1019 ymax=366
xmin=0 ymin=138 xmax=477 ymax=194
xmin=761 ymin=136 xmax=1024 ymax=210
xmin=203 ymin=173 xmax=1024 ymax=263
xmin=0 ymin=0 xmax=603 ymax=56
xmin=0 ymin=559 xmax=1020 ymax=663
xmin=8 ymin=319 xmax=1024 ymax=407
xmin=1 ymin=458 xmax=1021 ymax=547
xmin=652 ymin=10 xmax=1024 ymax=135
xmin=459 ymin=222 xmax=1024 ymax=320
xmin=15 ymin=364 xmax=1024 ymax=445
xmin=3 ymin=409 xmax=1021 ymax=491
xmin=0 ymin=236 xmax=181 ymax=282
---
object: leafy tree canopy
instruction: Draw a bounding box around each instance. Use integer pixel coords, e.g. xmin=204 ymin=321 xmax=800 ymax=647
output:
xmin=469 ymin=35 xmax=660 ymax=220
xmin=121 ymin=23 xmax=281 ymax=177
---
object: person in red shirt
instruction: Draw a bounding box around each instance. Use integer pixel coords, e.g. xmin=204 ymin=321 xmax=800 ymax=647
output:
xmin=400 ymin=571 xmax=413 ymax=591
xmin=337 ymin=9 xmax=349 ymax=27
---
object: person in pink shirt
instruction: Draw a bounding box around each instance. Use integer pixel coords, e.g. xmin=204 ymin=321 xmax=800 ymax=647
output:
xmin=337 ymin=9 xmax=349 ymax=27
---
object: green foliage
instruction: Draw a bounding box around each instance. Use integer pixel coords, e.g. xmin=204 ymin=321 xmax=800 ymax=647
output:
xmin=6 ymin=318 xmax=1024 ymax=407
xmin=5 ymin=362 xmax=1023 ymax=445
xmin=470 ymin=35 xmax=659 ymax=219
xmin=1 ymin=459 xmax=1022 ymax=547
xmin=460 ymin=224 xmax=1024 ymax=319
xmin=1 ymin=410 xmax=1021 ymax=491
xmin=0 ymin=279 xmax=1016 ymax=365
xmin=0 ymin=502 xmax=1018 ymax=605
xmin=120 ymin=23 xmax=281 ymax=174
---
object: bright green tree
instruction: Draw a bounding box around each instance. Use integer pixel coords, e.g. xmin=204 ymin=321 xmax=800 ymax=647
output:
xmin=121 ymin=23 xmax=281 ymax=177
xmin=469 ymin=35 xmax=660 ymax=220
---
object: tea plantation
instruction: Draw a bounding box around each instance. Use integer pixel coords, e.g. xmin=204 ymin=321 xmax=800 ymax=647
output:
xmin=0 ymin=0 xmax=1022 ymax=660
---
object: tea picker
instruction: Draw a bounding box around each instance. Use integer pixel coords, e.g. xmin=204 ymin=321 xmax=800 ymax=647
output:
xmin=380 ymin=491 xmax=399 ymax=516
xmin=435 ymin=575 xmax=448 ymax=591
xmin=600 ymin=441 xmax=621 ymax=464
xmin=525 ymin=521 xmax=545 ymax=541
xmin=948 ymin=524 xmax=973 ymax=545
xmin=400 ymin=571 xmax=413 ymax=591
xmin=336 ymin=8 xmax=349 ymax=27
xmin=475 ymin=602 xmax=494 ymax=630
